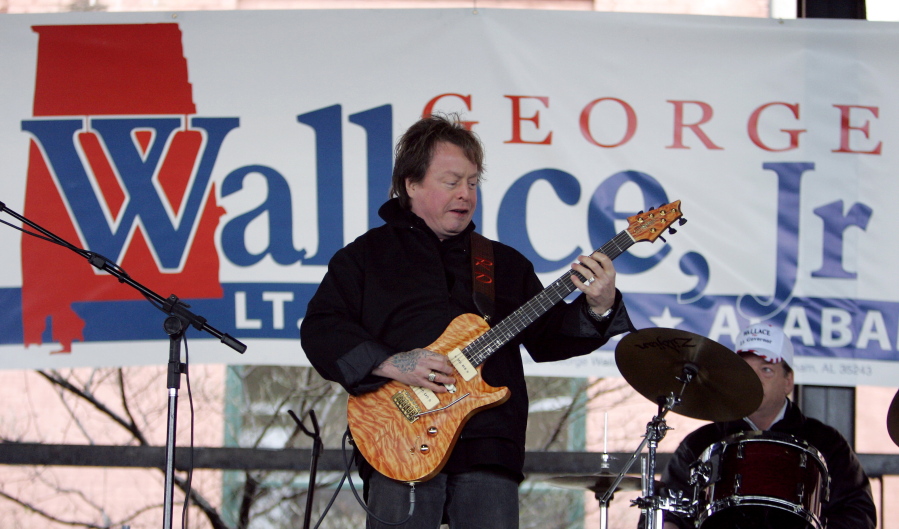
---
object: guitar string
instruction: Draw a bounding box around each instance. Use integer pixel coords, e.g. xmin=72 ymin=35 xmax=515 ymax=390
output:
xmin=462 ymin=229 xmax=637 ymax=367
xmin=462 ymin=204 xmax=680 ymax=366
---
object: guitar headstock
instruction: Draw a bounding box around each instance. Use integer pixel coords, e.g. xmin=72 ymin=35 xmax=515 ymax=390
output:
xmin=626 ymin=200 xmax=685 ymax=243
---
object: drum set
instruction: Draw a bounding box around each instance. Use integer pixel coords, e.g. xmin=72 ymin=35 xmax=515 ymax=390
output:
xmin=545 ymin=328 xmax=831 ymax=529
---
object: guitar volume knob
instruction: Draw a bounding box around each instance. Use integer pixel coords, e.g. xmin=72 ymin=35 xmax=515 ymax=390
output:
xmin=428 ymin=426 xmax=438 ymax=436
xmin=420 ymin=444 xmax=430 ymax=453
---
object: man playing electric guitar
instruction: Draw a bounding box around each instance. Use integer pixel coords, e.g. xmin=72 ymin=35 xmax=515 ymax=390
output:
xmin=301 ymin=114 xmax=636 ymax=528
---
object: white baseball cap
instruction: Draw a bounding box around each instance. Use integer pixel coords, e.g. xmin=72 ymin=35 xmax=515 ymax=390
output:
xmin=735 ymin=323 xmax=794 ymax=366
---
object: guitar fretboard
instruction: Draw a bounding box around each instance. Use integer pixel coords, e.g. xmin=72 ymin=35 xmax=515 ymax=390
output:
xmin=464 ymin=229 xmax=636 ymax=367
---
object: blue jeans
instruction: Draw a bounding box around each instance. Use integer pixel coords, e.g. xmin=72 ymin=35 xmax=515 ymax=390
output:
xmin=365 ymin=469 xmax=520 ymax=528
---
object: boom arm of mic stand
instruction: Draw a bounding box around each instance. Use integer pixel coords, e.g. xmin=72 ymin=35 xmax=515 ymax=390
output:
xmin=0 ymin=201 xmax=246 ymax=354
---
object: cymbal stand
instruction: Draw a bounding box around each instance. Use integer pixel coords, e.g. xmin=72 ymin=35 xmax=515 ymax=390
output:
xmin=593 ymin=412 xmax=616 ymax=529
xmin=596 ymin=413 xmax=612 ymax=529
xmin=600 ymin=363 xmax=699 ymax=528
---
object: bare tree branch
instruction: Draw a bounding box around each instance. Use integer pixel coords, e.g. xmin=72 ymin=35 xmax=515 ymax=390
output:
xmin=538 ymin=380 xmax=588 ymax=451
xmin=30 ymin=368 xmax=233 ymax=529
xmin=115 ymin=502 xmax=165 ymax=527
xmin=37 ymin=369 xmax=146 ymax=445
xmin=33 ymin=469 xmax=109 ymax=517
xmin=116 ymin=368 xmax=143 ymax=443
xmin=50 ymin=379 xmax=96 ymax=444
xmin=236 ymin=472 xmax=258 ymax=529
xmin=0 ymin=488 xmax=107 ymax=529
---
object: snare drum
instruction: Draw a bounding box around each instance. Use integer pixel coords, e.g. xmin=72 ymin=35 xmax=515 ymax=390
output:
xmin=692 ymin=431 xmax=829 ymax=529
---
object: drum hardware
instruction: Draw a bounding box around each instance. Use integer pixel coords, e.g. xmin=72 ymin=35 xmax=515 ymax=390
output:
xmin=545 ymin=413 xmax=651 ymax=529
xmin=608 ymin=369 xmax=696 ymax=528
xmin=687 ymin=460 xmax=710 ymax=489
xmin=631 ymin=462 xmax=702 ymax=528
xmin=686 ymin=459 xmax=710 ymax=514
xmin=613 ymin=328 xmax=766 ymax=528
xmin=543 ymin=467 xmax=645 ymax=529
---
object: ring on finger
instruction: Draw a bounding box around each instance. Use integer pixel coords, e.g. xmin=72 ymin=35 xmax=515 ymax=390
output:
xmin=427 ymin=371 xmax=437 ymax=383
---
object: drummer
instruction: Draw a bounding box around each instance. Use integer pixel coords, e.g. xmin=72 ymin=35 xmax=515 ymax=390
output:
xmin=658 ymin=323 xmax=876 ymax=529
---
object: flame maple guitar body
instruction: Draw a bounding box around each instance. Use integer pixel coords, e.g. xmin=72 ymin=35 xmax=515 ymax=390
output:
xmin=346 ymin=313 xmax=510 ymax=483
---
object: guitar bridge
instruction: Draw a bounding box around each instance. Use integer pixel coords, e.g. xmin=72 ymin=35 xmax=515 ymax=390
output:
xmin=392 ymin=390 xmax=422 ymax=423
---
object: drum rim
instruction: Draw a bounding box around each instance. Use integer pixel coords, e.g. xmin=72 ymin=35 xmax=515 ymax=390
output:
xmin=699 ymin=430 xmax=829 ymax=472
xmin=696 ymin=495 xmax=825 ymax=529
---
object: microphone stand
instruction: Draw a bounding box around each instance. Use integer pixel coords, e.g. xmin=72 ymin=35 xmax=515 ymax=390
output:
xmin=288 ymin=409 xmax=323 ymax=529
xmin=0 ymin=201 xmax=247 ymax=529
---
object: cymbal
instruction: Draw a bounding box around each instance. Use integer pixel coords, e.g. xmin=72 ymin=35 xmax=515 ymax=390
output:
xmin=615 ymin=328 xmax=763 ymax=422
xmin=887 ymin=389 xmax=899 ymax=447
xmin=544 ymin=472 xmax=644 ymax=493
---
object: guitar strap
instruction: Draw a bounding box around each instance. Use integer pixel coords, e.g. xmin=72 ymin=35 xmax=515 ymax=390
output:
xmin=470 ymin=231 xmax=496 ymax=323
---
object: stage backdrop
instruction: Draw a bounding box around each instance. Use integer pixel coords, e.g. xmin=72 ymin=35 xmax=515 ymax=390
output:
xmin=0 ymin=9 xmax=897 ymax=387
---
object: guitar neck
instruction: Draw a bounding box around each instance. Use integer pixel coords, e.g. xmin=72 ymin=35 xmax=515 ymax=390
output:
xmin=464 ymin=229 xmax=637 ymax=367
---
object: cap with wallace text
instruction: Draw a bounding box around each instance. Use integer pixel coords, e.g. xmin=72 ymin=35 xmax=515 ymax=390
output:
xmin=735 ymin=323 xmax=794 ymax=366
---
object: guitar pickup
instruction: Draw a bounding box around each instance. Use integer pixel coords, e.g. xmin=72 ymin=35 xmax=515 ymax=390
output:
xmin=448 ymin=348 xmax=477 ymax=381
xmin=392 ymin=390 xmax=422 ymax=423
xmin=411 ymin=385 xmax=439 ymax=409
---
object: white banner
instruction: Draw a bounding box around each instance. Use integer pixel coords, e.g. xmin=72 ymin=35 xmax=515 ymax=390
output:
xmin=1 ymin=10 xmax=898 ymax=387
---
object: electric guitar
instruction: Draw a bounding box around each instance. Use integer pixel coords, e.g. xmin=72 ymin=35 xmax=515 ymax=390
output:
xmin=346 ymin=201 xmax=685 ymax=482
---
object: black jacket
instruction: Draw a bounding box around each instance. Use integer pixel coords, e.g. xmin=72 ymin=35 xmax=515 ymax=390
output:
xmin=661 ymin=399 xmax=876 ymax=529
xmin=300 ymin=198 xmax=633 ymax=479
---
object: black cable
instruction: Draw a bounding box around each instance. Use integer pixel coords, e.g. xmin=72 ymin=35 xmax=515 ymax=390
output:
xmin=0 ymin=217 xmax=129 ymax=280
xmin=341 ymin=428 xmax=415 ymax=527
xmin=0 ymin=218 xmax=68 ymax=247
xmin=180 ymin=335 xmax=195 ymax=529
xmin=309 ymin=432 xmax=348 ymax=529
xmin=309 ymin=427 xmax=415 ymax=528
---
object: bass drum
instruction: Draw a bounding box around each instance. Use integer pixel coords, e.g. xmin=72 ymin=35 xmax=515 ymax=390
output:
xmin=693 ymin=431 xmax=829 ymax=529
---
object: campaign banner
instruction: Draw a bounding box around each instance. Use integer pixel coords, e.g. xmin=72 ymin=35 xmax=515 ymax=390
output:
xmin=0 ymin=9 xmax=897 ymax=387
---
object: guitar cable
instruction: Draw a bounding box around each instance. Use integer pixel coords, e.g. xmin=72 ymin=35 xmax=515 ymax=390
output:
xmin=310 ymin=427 xmax=415 ymax=528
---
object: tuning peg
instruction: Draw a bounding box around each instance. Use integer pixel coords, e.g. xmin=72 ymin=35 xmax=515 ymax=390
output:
xmin=668 ymin=227 xmax=677 ymax=235
xmin=638 ymin=210 xmax=644 ymax=215
xmin=679 ymin=218 xmax=687 ymax=225
xmin=659 ymin=235 xmax=667 ymax=243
